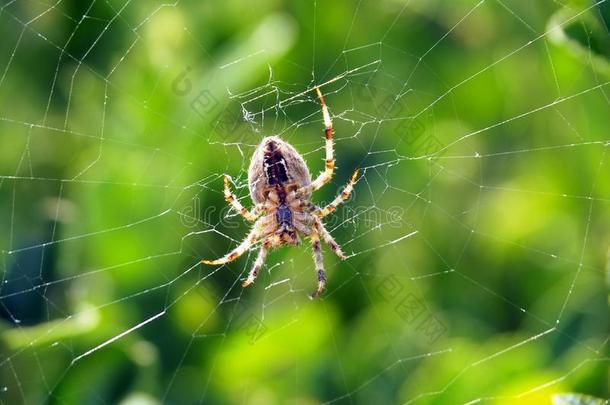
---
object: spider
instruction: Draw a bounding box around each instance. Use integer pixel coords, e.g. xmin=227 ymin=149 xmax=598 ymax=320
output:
xmin=202 ymin=87 xmax=359 ymax=299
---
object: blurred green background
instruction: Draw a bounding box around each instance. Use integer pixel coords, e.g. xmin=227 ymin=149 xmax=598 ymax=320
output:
xmin=0 ymin=0 xmax=609 ymax=404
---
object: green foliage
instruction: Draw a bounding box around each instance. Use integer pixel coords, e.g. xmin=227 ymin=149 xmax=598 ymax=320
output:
xmin=0 ymin=0 xmax=609 ymax=404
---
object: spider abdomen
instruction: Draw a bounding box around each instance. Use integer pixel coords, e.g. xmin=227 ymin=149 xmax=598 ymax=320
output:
xmin=263 ymin=142 xmax=289 ymax=185
xmin=248 ymin=136 xmax=312 ymax=204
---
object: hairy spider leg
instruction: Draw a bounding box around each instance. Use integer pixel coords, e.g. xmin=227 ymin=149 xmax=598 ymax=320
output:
xmin=298 ymin=87 xmax=335 ymax=196
xmin=316 ymin=169 xmax=359 ymax=218
xmin=314 ymin=217 xmax=347 ymax=260
xmin=310 ymin=232 xmax=327 ymax=299
xmin=201 ymin=219 xmax=264 ymax=265
xmin=223 ymin=175 xmax=260 ymax=221
xmin=242 ymin=240 xmax=270 ymax=287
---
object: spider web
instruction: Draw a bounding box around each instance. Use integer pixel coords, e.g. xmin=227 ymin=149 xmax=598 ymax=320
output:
xmin=0 ymin=0 xmax=609 ymax=403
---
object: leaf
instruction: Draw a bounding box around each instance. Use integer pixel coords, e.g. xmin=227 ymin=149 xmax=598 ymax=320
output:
xmin=548 ymin=4 xmax=610 ymax=76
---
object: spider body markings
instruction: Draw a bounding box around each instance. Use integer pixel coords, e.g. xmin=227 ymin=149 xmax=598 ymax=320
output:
xmin=202 ymin=87 xmax=359 ymax=298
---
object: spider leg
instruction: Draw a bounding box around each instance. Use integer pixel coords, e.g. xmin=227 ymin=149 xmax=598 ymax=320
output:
xmin=223 ymin=175 xmax=260 ymax=222
xmin=314 ymin=218 xmax=347 ymax=260
xmin=315 ymin=169 xmax=359 ymax=218
xmin=299 ymin=87 xmax=335 ymax=196
xmin=292 ymin=218 xmax=311 ymax=235
xmin=309 ymin=232 xmax=327 ymax=299
xmin=201 ymin=218 xmax=263 ymax=265
xmin=242 ymin=241 xmax=270 ymax=288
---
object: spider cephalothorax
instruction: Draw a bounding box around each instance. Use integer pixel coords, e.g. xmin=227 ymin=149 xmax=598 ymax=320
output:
xmin=202 ymin=87 xmax=358 ymax=298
